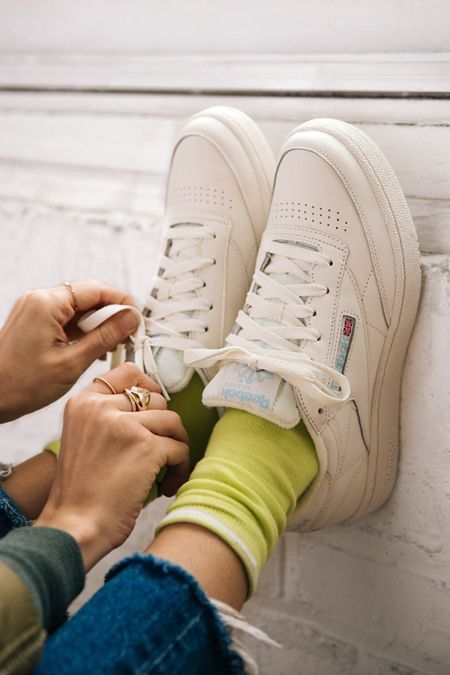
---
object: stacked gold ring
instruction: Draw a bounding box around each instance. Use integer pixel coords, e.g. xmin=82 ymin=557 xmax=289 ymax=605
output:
xmin=124 ymin=386 xmax=152 ymax=412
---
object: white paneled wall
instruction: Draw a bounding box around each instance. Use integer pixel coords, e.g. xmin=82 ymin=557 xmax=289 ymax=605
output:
xmin=0 ymin=0 xmax=449 ymax=54
xmin=0 ymin=2 xmax=449 ymax=673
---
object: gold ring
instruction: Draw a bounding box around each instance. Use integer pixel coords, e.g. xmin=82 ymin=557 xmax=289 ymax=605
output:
xmin=64 ymin=281 xmax=79 ymax=312
xmin=124 ymin=386 xmax=152 ymax=412
xmin=124 ymin=390 xmax=137 ymax=412
xmin=93 ymin=377 xmax=117 ymax=395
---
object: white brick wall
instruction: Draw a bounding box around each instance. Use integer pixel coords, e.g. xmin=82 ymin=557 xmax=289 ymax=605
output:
xmin=246 ymin=258 xmax=450 ymax=674
xmin=0 ymin=2 xmax=449 ymax=672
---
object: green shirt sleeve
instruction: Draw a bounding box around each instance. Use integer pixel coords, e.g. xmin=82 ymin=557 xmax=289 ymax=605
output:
xmin=0 ymin=526 xmax=85 ymax=630
xmin=0 ymin=526 xmax=85 ymax=673
xmin=0 ymin=561 xmax=45 ymax=674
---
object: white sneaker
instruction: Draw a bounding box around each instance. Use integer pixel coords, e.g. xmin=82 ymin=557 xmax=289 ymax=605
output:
xmin=186 ymin=118 xmax=422 ymax=531
xmin=118 ymin=106 xmax=275 ymax=395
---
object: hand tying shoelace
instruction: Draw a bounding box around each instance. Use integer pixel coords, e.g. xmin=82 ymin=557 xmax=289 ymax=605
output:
xmin=185 ymin=239 xmax=350 ymax=407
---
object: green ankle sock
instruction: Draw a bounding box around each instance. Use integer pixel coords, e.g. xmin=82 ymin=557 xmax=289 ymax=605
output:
xmin=156 ymin=408 xmax=319 ymax=594
xmin=43 ymin=440 xmax=61 ymax=457
xmin=168 ymin=372 xmax=218 ymax=470
xmin=146 ymin=372 xmax=218 ymax=502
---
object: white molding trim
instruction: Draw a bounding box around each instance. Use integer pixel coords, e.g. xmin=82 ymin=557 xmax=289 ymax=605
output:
xmin=0 ymin=53 xmax=449 ymax=96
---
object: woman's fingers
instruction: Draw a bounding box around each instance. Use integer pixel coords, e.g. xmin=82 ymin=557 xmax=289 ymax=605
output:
xmin=88 ymin=363 xmax=165 ymax=410
xmin=151 ymin=436 xmax=190 ymax=497
xmin=67 ymin=310 xmax=140 ymax=370
xmin=87 ymin=363 xmax=161 ymax=395
xmin=80 ymin=369 xmax=190 ymax=496
xmin=134 ymin=409 xmax=191 ymax=495
xmin=135 ymin=409 xmax=189 ymax=445
xmin=60 ymin=280 xmax=138 ymax=314
xmin=110 ymin=390 xmax=167 ymax=413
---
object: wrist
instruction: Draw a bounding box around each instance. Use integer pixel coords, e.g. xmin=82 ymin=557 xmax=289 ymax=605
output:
xmin=34 ymin=508 xmax=106 ymax=571
xmin=2 ymin=452 xmax=57 ymax=520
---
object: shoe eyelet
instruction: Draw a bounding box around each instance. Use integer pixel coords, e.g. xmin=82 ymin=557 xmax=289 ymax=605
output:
xmin=209 ymin=304 xmax=214 ymax=310
xmin=325 ymin=287 xmax=330 ymax=294
xmin=202 ymin=281 xmax=206 ymax=288
xmin=212 ymin=259 xmax=217 ymax=265
xmin=329 ymin=260 xmax=333 ymax=266
xmin=312 ymin=310 xmax=317 ymax=317
xmin=204 ymin=327 xmax=209 ymax=333
xmin=318 ymin=408 xmax=324 ymax=415
xmin=316 ymin=335 xmax=321 ymax=341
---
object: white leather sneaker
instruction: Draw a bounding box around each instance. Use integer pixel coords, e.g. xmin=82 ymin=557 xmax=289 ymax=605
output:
xmin=186 ymin=118 xmax=422 ymax=531
xmin=116 ymin=107 xmax=275 ymax=395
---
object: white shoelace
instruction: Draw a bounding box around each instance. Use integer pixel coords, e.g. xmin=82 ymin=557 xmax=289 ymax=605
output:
xmin=132 ymin=223 xmax=216 ymax=396
xmin=185 ymin=239 xmax=351 ymax=408
xmin=211 ymin=599 xmax=280 ymax=675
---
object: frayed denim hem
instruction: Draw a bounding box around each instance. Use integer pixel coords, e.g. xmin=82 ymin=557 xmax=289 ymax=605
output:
xmin=105 ymin=552 xmax=247 ymax=674
xmin=36 ymin=550 xmax=248 ymax=674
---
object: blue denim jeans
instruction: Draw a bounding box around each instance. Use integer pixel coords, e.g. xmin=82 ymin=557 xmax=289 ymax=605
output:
xmin=35 ymin=553 xmax=246 ymax=674
xmin=0 ymin=486 xmax=247 ymax=674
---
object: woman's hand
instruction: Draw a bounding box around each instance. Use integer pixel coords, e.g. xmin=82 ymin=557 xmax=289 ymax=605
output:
xmin=34 ymin=364 xmax=190 ymax=570
xmin=0 ymin=281 xmax=140 ymax=422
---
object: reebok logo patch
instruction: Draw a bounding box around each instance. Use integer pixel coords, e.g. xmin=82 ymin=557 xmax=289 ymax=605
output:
xmin=215 ymin=363 xmax=281 ymax=411
xmin=331 ymin=314 xmax=356 ymax=390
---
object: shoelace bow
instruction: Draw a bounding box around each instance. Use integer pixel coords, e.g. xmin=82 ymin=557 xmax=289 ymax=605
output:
xmin=185 ymin=239 xmax=351 ymax=408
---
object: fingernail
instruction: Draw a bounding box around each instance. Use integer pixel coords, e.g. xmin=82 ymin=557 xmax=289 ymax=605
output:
xmin=119 ymin=310 xmax=139 ymax=333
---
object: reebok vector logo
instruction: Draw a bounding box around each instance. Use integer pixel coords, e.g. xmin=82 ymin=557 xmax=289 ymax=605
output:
xmin=233 ymin=364 xmax=274 ymax=385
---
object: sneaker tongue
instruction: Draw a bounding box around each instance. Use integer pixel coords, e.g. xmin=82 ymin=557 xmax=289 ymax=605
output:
xmin=203 ymin=313 xmax=301 ymax=428
xmin=155 ymin=347 xmax=193 ymax=391
xmin=203 ymin=252 xmax=306 ymax=428
xmin=202 ymin=362 xmax=300 ymax=428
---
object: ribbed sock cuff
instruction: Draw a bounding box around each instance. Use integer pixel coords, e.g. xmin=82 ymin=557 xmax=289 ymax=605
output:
xmin=157 ymin=490 xmax=269 ymax=594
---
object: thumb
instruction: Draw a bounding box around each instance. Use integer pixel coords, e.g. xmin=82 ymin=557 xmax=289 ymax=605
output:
xmin=69 ymin=309 xmax=140 ymax=371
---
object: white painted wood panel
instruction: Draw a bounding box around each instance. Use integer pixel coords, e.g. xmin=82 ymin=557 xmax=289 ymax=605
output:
xmin=0 ymin=95 xmax=448 ymax=254
xmin=1 ymin=54 xmax=449 ymax=95
xmin=2 ymin=91 xmax=449 ymax=122
xmin=0 ymin=0 xmax=449 ymax=54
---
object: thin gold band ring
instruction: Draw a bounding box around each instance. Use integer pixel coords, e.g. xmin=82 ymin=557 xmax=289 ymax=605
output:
xmin=63 ymin=281 xmax=79 ymax=312
xmin=93 ymin=377 xmax=118 ymax=395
